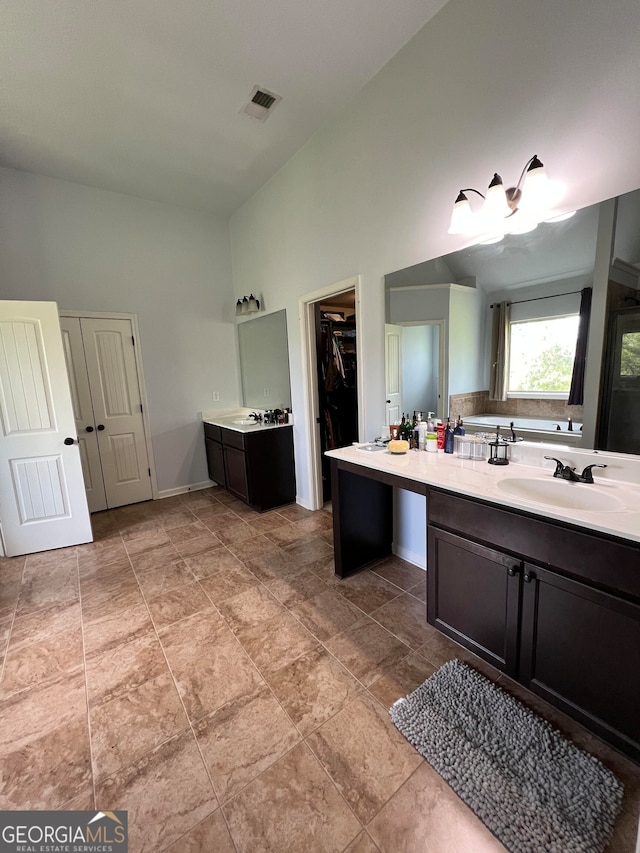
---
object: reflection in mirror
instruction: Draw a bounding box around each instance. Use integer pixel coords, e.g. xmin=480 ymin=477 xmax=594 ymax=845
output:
xmin=385 ymin=188 xmax=640 ymax=453
xmin=237 ymin=309 xmax=291 ymax=410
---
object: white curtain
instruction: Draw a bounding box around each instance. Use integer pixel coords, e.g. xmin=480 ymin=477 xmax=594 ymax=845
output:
xmin=489 ymin=301 xmax=511 ymax=401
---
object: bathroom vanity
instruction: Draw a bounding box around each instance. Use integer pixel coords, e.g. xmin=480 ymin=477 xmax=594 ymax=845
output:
xmin=327 ymin=444 xmax=640 ymax=761
xmin=203 ymin=416 xmax=295 ymax=511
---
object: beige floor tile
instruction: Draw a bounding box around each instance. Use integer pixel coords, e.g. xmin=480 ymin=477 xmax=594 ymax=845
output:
xmin=199 ymin=565 xmax=260 ymax=604
xmin=367 ymin=762 xmax=508 ymax=853
xmin=283 ymin=536 xmax=334 ymax=567
xmin=289 ymin=588 xmax=363 ymax=641
xmin=227 ymin=534 xmax=279 ymax=563
xmin=242 ymin=547 xmax=298 ymax=582
xmin=77 ymin=541 xmax=130 ymax=574
xmin=325 ymin=619 xmax=412 ymax=687
xmin=1 ymin=625 xmax=84 ymax=698
xmin=407 ymin=581 xmax=426 ymax=602
xmin=16 ymin=571 xmax=79 ymax=618
xmin=246 ymin=511 xmax=292 ymax=534
xmin=264 ymin=524 xmax=309 ymax=548
xmin=90 ymin=672 xmax=189 ymax=781
xmin=0 ymin=715 xmax=91 ymax=810
xmin=135 ymin=559 xmax=195 ymax=598
xmin=163 ymin=810 xmax=235 ymax=853
xmin=217 ymin=584 xmax=286 ymax=632
xmin=129 ymin=542 xmax=181 ymax=574
xmin=266 ymin=645 xmax=361 ymax=736
xmin=195 ymin=682 xmax=301 ymax=802
xmin=0 ymin=669 xmax=87 ymax=754
xmin=368 ymin=651 xmax=437 ymax=709
xmin=371 ymin=593 xmax=437 ymax=649
xmin=95 ymin=729 xmax=216 ymax=853
xmin=146 ymin=580 xmax=213 ymax=629
xmin=83 ymin=602 xmax=153 ymax=659
xmin=335 ymin=571 xmax=403 ymax=615
xmin=265 ymin=568 xmax=328 ymax=607
xmin=371 ymin=557 xmax=426 ymax=591
xmin=235 ymin=610 xmax=318 ymax=676
xmin=0 ymin=616 xmax=11 ymax=658
xmin=81 ymin=576 xmax=146 ymax=623
xmin=184 ymin=546 xmax=244 ymax=579
xmin=278 ymin=505 xmax=316 ymax=523
xmin=222 ymin=742 xmax=361 ymax=853
xmin=8 ymin=601 xmax=80 ymax=652
xmin=123 ymin=528 xmax=171 ymax=555
xmin=175 ymin=532 xmax=222 ymax=557
xmin=160 ymin=611 xmax=263 ymax=721
xmin=345 ymin=831 xmax=381 ymax=852
xmin=85 ymin=633 xmax=169 ymax=707
xmin=166 ymin=520 xmax=208 ymax=544
xmin=308 ymin=692 xmax=422 ymax=824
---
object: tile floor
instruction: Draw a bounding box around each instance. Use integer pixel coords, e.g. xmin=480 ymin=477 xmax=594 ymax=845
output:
xmin=0 ymin=487 xmax=638 ymax=852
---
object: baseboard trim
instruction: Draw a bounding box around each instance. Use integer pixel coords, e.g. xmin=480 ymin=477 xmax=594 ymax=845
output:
xmin=392 ymin=543 xmax=426 ymax=570
xmin=157 ymin=481 xmax=215 ymax=499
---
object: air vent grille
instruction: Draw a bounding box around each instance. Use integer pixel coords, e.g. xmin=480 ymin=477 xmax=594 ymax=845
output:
xmin=242 ymin=85 xmax=282 ymax=122
xmin=252 ymin=90 xmax=276 ymax=110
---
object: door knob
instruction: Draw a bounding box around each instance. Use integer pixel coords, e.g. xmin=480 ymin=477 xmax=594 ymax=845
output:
xmin=85 ymin=426 xmax=94 ymax=433
xmin=97 ymin=424 xmax=105 ymax=431
xmin=508 ymin=565 xmax=520 ymax=577
xmin=523 ymin=571 xmax=535 ymax=584
xmin=64 ymin=437 xmax=77 ymax=445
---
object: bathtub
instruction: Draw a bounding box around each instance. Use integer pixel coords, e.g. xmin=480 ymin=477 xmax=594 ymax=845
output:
xmin=462 ymin=414 xmax=583 ymax=445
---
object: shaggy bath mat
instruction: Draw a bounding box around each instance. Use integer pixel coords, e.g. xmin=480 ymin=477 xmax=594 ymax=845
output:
xmin=390 ymin=659 xmax=623 ymax=853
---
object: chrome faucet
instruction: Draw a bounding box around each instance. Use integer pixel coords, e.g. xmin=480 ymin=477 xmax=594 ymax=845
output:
xmin=544 ymin=456 xmax=607 ymax=484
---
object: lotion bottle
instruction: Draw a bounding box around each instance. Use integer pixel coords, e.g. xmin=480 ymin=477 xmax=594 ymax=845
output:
xmin=425 ymin=412 xmax=437 ymax=453
xmin=444 ymin=417 xmax=455 ymax=454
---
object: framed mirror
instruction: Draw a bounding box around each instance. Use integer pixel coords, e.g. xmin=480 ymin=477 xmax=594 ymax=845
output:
xmin=237 ymin=309 xmax=292 ymax=410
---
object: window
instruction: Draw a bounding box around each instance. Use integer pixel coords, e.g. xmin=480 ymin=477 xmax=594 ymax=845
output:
xmin=508 ymin=315 xmax=579 ymax=396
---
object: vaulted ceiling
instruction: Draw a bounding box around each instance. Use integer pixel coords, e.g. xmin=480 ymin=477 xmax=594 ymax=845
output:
xmin=1 ymin=0 xmax=449 ymax=215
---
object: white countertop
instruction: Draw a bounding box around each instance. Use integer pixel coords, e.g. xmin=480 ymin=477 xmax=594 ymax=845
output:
xmin=326 ymin=444 xmax=640 ymax=545
xmin=203 ymin=409 xmax=292 ymax=434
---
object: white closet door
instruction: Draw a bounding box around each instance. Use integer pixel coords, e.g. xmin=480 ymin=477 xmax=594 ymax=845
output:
xmin=80 ymin=317 xmax=152 ymax=508
xmin=0 ymin=301 xmax=93 ymax=556
xmin=59 ymin=317 xmax=108 ymax=513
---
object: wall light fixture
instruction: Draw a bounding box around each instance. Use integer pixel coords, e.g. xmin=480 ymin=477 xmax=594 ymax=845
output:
xmin=235 ymin=294 xmax=261 ymax=316
xmin=448 ymin=155 xmax=573 ymax=242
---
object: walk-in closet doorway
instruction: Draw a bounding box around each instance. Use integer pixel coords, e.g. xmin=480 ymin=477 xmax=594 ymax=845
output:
xmin=300 ymin=276 xmax=363 ymax=511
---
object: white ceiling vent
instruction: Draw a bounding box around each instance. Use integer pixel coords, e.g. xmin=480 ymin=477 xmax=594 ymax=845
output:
xmin=241 ymin=85 xmax=282 ymax=122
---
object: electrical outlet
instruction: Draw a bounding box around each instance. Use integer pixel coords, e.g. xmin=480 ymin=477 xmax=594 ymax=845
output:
xmin=212 ymin=391 xmax=220 ymax=402
xmin=263 ymin=387 xmax=270 ymax=397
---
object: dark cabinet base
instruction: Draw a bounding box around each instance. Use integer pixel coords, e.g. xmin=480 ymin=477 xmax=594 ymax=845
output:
xmin=204 ymin=423 xmax=296 ymax=512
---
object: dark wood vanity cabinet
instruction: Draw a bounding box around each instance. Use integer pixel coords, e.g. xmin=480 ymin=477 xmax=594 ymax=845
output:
xmin=427 ymin=490 xmax=640 ymax=761
xmin=203 ymin=422 xmax=295 ymax=511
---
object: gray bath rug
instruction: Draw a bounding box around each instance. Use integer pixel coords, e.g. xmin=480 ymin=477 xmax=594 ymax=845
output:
xmin=390 ymin=659 xmax=623 ymax=853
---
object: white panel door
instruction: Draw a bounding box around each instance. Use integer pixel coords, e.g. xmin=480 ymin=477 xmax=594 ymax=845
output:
xmin=59 ymin=317 xmax=108 ymax=513
xmin=385 ymin=324 xmax=403 ymax=425
xmin=80 ymin=318 xmax=152 ymax=508
xmin=0 ymin=301 xmax=93 ymax=556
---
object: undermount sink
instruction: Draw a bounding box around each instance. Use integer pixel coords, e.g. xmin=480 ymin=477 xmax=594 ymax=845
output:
xmin=496 ymin=477 xmax=624 ymax=512
xmin=232 ymin=418 xmax=257 ymax=425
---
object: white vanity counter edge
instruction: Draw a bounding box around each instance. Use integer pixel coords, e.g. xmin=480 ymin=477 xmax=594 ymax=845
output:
xmin=325 ymin=443 xmax=640 ymax=545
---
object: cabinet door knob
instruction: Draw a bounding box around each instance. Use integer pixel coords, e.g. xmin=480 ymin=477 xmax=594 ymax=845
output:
xmin=63 ymin=437 xmax=77 ymax=446
xmin=85 ymin=425 xmax=94 ymax=432
xmin=97 ymin=424 xmax=105 ymax=431
xmin=523 ymin=570 xmax=535 ymax=583
xmin=508 ymin=565 xmax=520 ymax=577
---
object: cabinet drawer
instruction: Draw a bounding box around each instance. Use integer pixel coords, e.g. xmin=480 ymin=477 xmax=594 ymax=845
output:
xmin=427 ymin=488 xmax=640 ymax=601
xmin=221 ymin=428 xmax=245 ymax=450
xmin=203 ymin=422 xmax=222 ymax=442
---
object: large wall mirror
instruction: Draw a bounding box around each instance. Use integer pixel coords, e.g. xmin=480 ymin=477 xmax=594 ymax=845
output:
xmin=237 ymin=309 xmax=292 ymax=410
xmin=384 ymin=187 xmax=640 ymax=453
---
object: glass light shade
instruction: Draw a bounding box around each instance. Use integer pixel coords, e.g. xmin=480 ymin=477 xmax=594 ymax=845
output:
xmin=235 ymin=299 xmax=243 ymax=316
xmin=483 ymin=175 xmax=511 ymax=220
xmin=247 ymin=294 xmax=259 ymax=313
xmin=520 ymin=159 xmax=549 ymax=215
xmin=448 ymin=194 xmax=473 ymax=234
xmin=241 ymin=297 xmax=250 ymax=314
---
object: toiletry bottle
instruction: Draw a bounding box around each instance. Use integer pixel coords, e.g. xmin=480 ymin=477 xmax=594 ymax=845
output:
xmin=436 ymin=419 xmax=445 ymax=451
xmin=425 ymin=412 xmax=437 ymax=453
xmin=454 ymin=415 xmax=465 ymax=436
xmin=444 ymin=417 xmax=454 ymax=454
xmin=414 ymin=414 xmax=424 ymax=450
xmin=400 ymin=414 xmax=407 ymax=440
